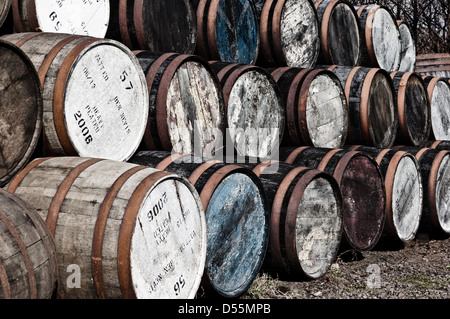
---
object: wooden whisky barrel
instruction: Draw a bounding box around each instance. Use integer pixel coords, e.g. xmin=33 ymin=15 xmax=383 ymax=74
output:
xmin=397 ymin=20 xmax=416 ymax=73
xmin=106 ymin=0 xmax=196 ymax=54
xmin=329 ymin=65 xmax=398 ymax=148
xmin=195 ymin=0 xmax=259 ymax=65
xmin=0 ymin=32 xmax=149 ymax=162
xmin=356 ymin=4 xmax=401 ymax=72
xmin=390 ymin=71 xmax=431 ymax=147
xmin=280 ymin=146 xmax=386 ymax=251
xmin=208 ymin=61 xmax=285 ymax=159
xmin=6 ymin=157 xmax=207 ymax=299
xmin=421 ymin=76 xmax=450 ymax=140
xmin=393 ymin=146 xmax=450 ymax=237
xmin=0 ymin=39 xmax=42 ymax=187
xmin=129 ymin=150 xmax=269 ymax=298
xmin=134 ymin=51 xmax=225 ymax=158
xmin=0 ymin=0 xmax=10 ymax=29
xmin=428 ymin=140 xmax=450 ymax=151
xmin=348 ymin=146 xmax=423 ymax=244
xmin=271 ymin=67 xmax=348 ymax=148
xmin=415 ymin=53 xmax=450 ymax=78
xmin=239 ymin=160 xmax=342 ymax=280
xmin=255 ymin=0 xmax=320 ymax=68
xmin=313 ymin=0 xmax=361 ymax=66
xmin=11 ymin=0 xmax=110 ymax=37
xmin=0 ymin=188 xmax=57 ymax=299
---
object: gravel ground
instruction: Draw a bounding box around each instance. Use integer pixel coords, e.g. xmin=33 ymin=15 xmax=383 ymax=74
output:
xmin=242 ymin=234 xmax=450 ymax=299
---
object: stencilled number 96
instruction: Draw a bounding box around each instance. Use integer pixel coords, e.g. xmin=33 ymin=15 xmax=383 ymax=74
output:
xmin=174 ymin=275 xmax=185 ymax=296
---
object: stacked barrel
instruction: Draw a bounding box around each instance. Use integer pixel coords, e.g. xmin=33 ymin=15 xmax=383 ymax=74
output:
xmin=0 ymin=0 xmax=448 ymax=299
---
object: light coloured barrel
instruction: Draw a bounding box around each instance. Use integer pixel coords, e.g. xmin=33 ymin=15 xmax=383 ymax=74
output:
xmin=356 ymin=4 xmax=402 ymax=72
xmin=0 ymin=32 xmax=149 ymax=162
xmin=0 ymin=39 xmax=42 ymax=187
xmin=397 ymin=20 xmax=416 ymax=72
xmin=209 ymin=62 xmax=285 ymax=159
xmin=5 ymin=157 xmax=207 ymax=299
xmin=12 ymin=0 xmax=110 ymax=37
xmin=0 ymin=188 xmax=57 ymax=299
xmin=422 ymin=76 xmax=450 ymax=140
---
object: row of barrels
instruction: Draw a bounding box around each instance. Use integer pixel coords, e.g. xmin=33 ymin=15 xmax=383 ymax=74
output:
xmin=0 ymin=0 xmax=416 ymax=72
xmin=2 ymin=142 xmax=450 ymax=299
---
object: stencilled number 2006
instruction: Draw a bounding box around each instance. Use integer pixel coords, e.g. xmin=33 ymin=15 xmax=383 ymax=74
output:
xmin=74 ymin=111 xmax=93 ymax=144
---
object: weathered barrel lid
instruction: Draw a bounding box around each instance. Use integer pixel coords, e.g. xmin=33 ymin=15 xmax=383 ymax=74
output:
xmin=397 ymin=20 xmax=417 ymax=72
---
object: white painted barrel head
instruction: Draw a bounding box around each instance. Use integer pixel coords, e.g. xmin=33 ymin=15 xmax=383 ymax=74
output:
xmin=131 ymin=177 xmax=207 ymax=299
xmin=371 ymin=7 xmax=401 ymax=71
xmin=305 ymin=73 xmax=348 ymax=148
xmin=397 ymin=21 xmax=416 ymax=72
xmin=279 ymin=0 xmax=320 ymax=67
xmin=434 ymin=153 xmax=450 ymax=235
xmin=391 ymin=154 xmax=422 ymax=242
xmin=63 ymin=40 xmax=149 ymax=162
xmin=33 ymin=0 xmax=110 ymax=37
xmin=165 ymin=60 xmax=224 ymax=158
xmin=296 ymin=176 xmax=342 ymax=279
xmin=430 ymin=80 xmax=450 ymax=140
xmin=227 ymin=69 xmax=284 ymax=158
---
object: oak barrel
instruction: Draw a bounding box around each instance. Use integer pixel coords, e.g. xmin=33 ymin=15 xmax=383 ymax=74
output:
xmin=255 ymin=0 xmax=320 ymax=68
xmin=0 ymin=188 xmax=57 ymax=299
xmin=329 ymin=65 xmax=398 ymax=148
xmin=421 ymin=76 xmax=450 ymax=140
xmin=129 ymin=150 xmax=269 ymax=298
xmin=415 ymin=53 xmax=450 ymax=78
xmin=106 ymin=0 xmax=196 ymax=54
xmin=356 ymin=4 xmax=401 ymax=72
xmin=134 ymin=51 xmax=225 ymax=159
xmin=313 ymin=0 xmax=361 ymax=66
xmin=6 ymin=157 xmax=207 ymax=299
xmin=12 ymin=0 xmax=110 ymax=37
xmin=0 ymin=0 xmax=10 ymax=28
xmin=1 ymin=32 xmax=149 ymax=162
xmin=0 ymin=39 xmax=42 ymax=187
xmin=428 ymin=140 xmax=450 ymax=151
xmin=195 ymin=0 xmax=259 ymax=65
xmin=208 ymin=61 xmax=285 ymax=159
xmin=348 ymin=146 xmax=423 ymax=244
xmin=280 ymin=146 xmax=386 ymax=251
xmin=240 ymin=160 xmax=342 ymax=280
xmin=390 ymin=71 xmax=431 ymax=147
xmin=271 ymin=66 xmax=348 ymax=148
xmin=393 ymin=147 xmax=450 ymax=237
xmin=397 ymin=20 xmax=416 ymax=73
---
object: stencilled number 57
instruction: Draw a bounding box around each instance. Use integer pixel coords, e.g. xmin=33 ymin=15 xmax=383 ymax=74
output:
xmin=120 ymin=71 xmax=134 ymax=90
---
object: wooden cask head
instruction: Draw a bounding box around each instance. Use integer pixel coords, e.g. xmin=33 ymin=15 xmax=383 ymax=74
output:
xmin=0 ymin=39 xmax=42 ymax=187
xmin=0 ymin=0 xmax=10 ymax=29
xmin=397 ymin=20 xmax=416 ymax=73
xmin=12 ymin=0 xmax=110 ymax=37
xmin=422 ymin=76 xmax=450 ymax=140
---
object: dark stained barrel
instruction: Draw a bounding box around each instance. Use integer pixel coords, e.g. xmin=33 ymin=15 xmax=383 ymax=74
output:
xmin=1 ymin=32 xmax=149 ymax=162
xmin=134 ymin=51 xmax=225 ymax=159
xmin=428 ymin=140 xmax=450 ymax=151
xmin=393 ymin=146 xmax=450 ymax=237
xmin=356 ymin=4 xmax=401 ymax=72
xmin=195 ymin=0 xmax=259 ymax=65
xmin=6 ymin=157 xmax=207 ymax=299
xmin=271 ymin=67 xmax=348 ymax=148
xmin=208 ymin=61 xmax=285 ymax=159
xmin=106 ymin=0 xmax=197 ymax=54
xmin=390 ymin=71 xmax=431 ymax=147
xmin=12 ymin=0 xmax=110 ymax=37
xmin=239 ymin=160 xmax=342 ymax=280
xmin=0 ymin=39 xmax=42 ymax=187
xmin=329 ymin=65 xmax=398 ymax=148
xmin=397 ymin=20 xmax=416 ymax=73
xmin=0 ymin=188 xmax=57 ymax=299
xmin=313 ymin=0 xmax=361 ymax=66
xmin=255 ymin=0 xmax=320 ymax=68
xmin=348 ymin=146 xmax=423 ymax=244
xmin=415 ymin=53 xmax=450 ymax=78
xmin=421 ymin=76 xmax=450 ymax=141
xmin=129 ymin=150 xmax=269 ymax=298
xmin=280 ymin=146 xmax=386 ymax=251
xmin=0 ymin=0 xmax=10 ymax=29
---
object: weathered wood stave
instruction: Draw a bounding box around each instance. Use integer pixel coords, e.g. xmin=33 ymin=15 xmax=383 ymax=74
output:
xmin=0 ymin=0 xmax=10 ymax=29
xmin=0 ymin=188 xmax=58 ymax=299
xmin=129 ymin=150 xmax=270 ymax=298
xmin=280 ymin=146 xmax=386 ymax=252
xmin=0 ymin=39 xmax=42 ymax=187
xmin=415 ymin=53 xmax=450 ymax=78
